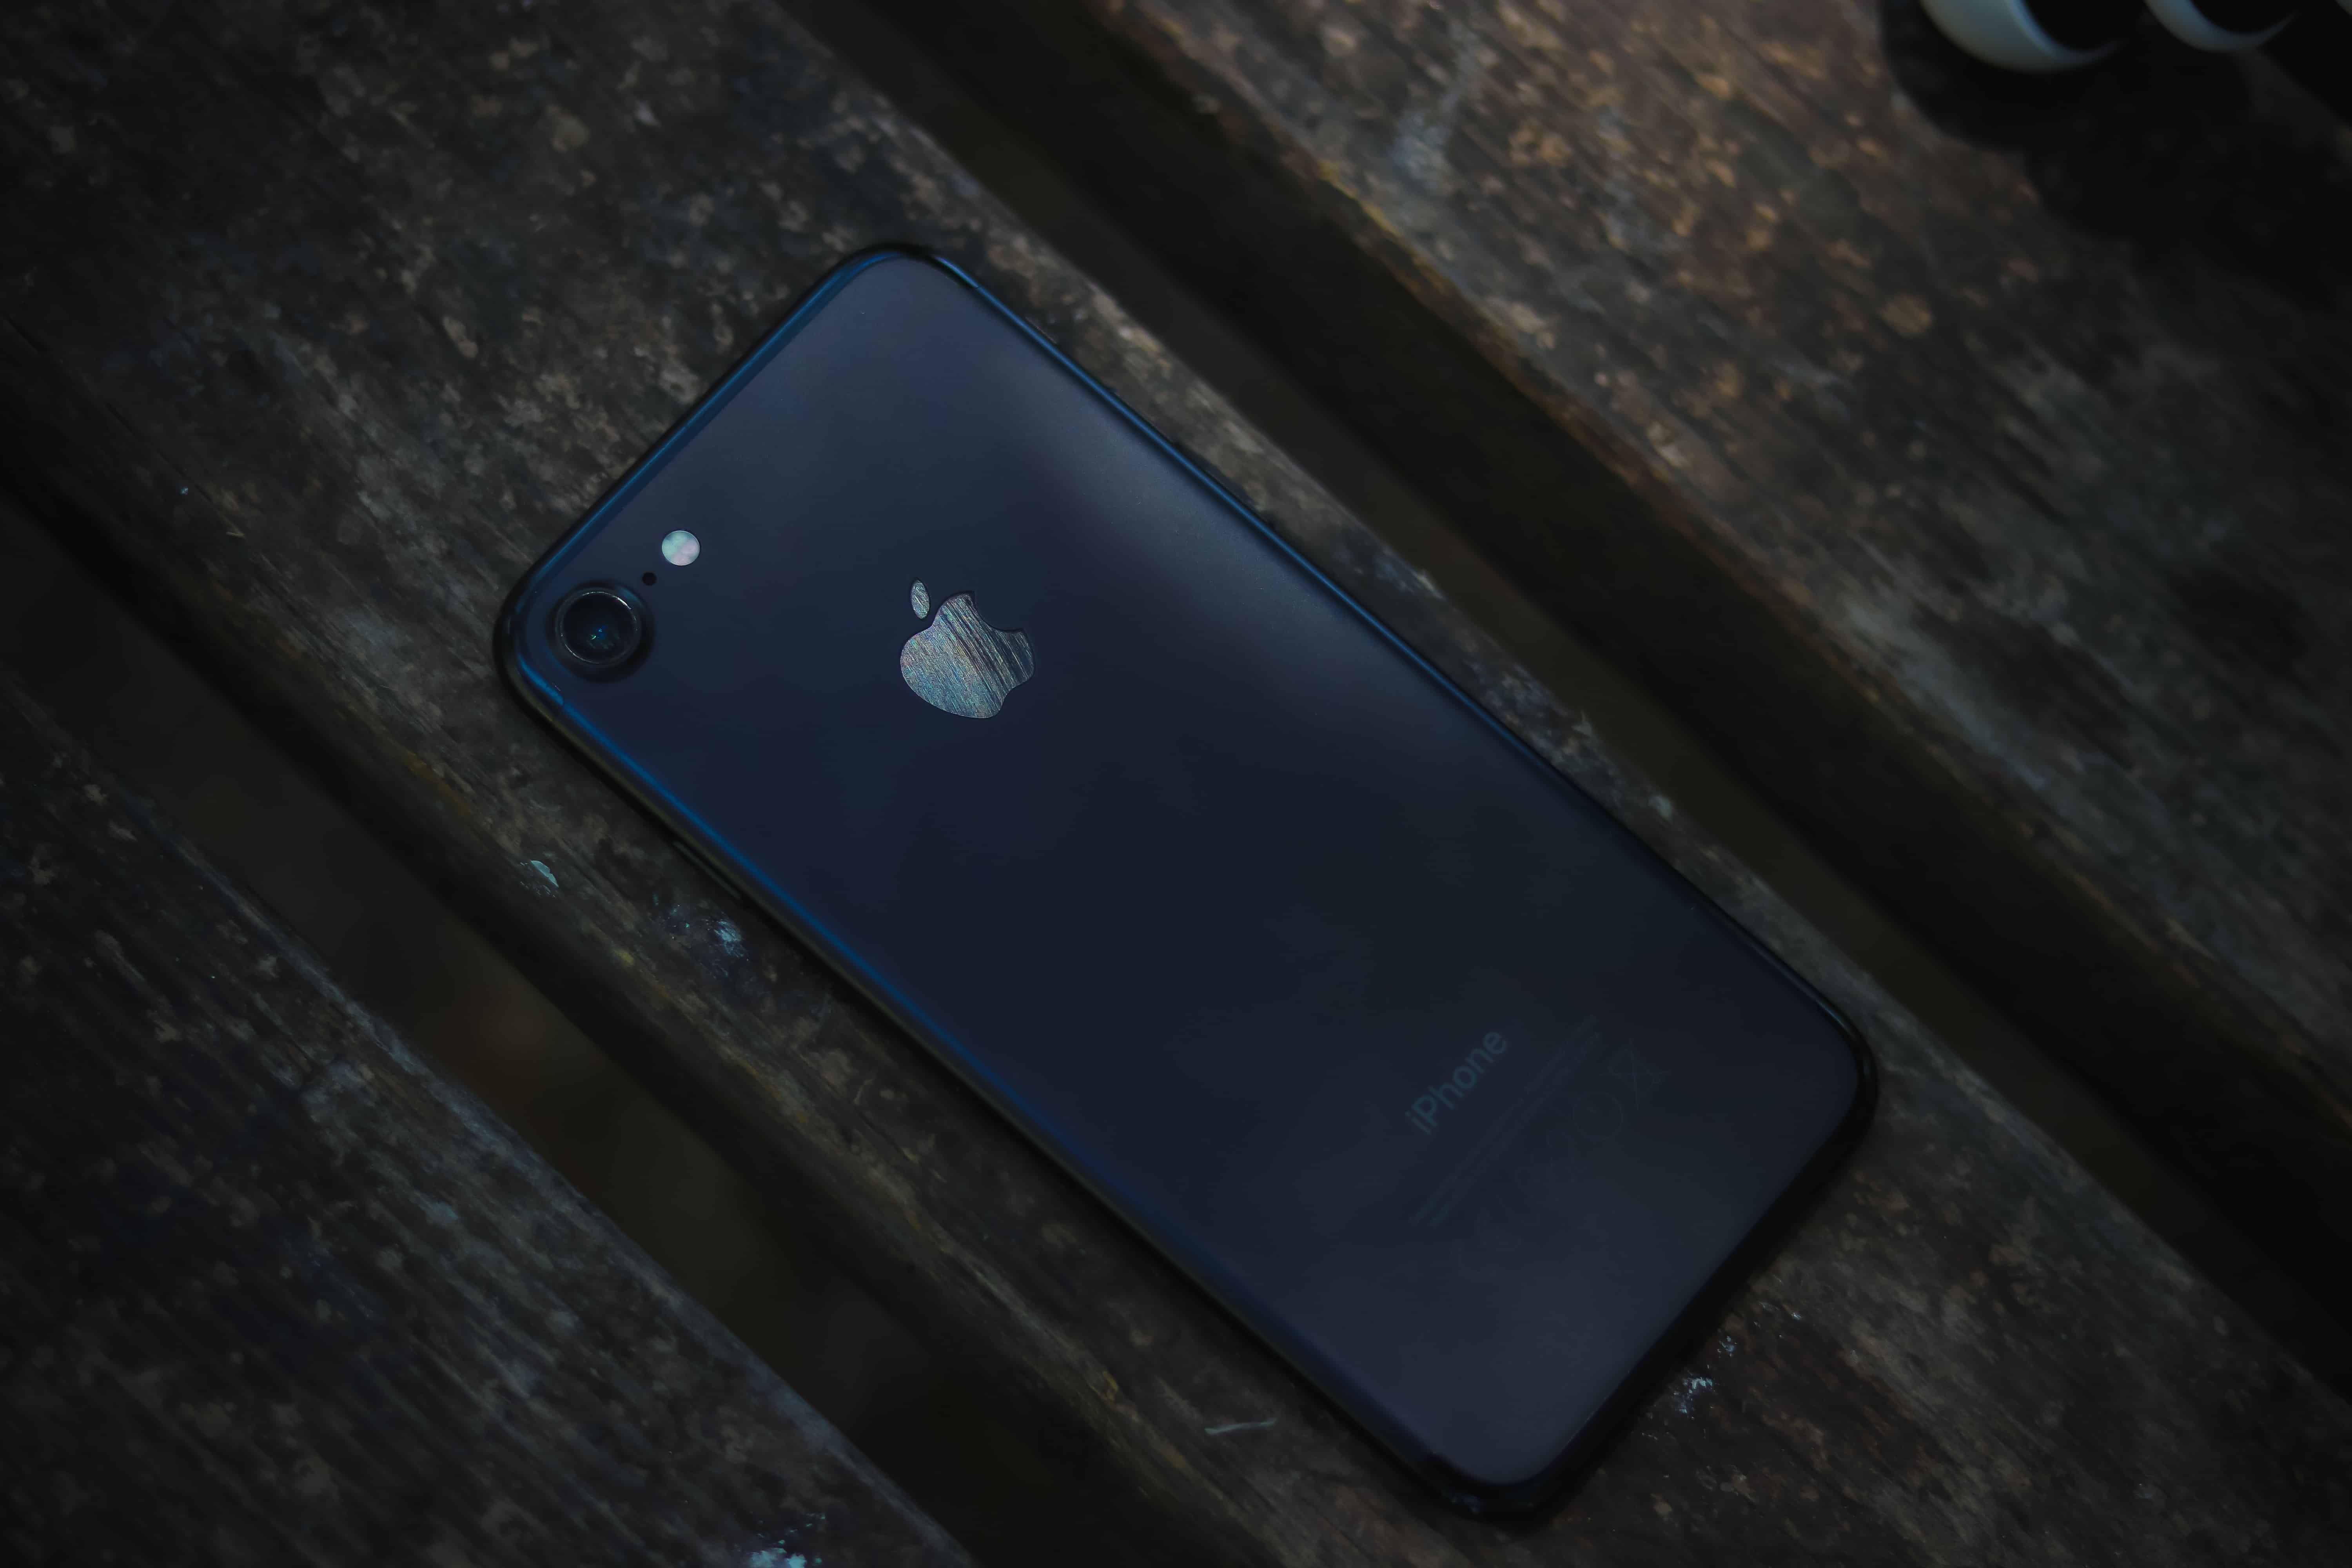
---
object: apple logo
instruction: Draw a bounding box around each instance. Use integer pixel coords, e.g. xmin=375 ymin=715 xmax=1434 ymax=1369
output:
xmin=899 ymin=579 xmax=1035 ymax=719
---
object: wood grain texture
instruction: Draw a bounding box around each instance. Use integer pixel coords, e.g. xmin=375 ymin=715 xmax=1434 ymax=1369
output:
xmin=869 ymin=0 xmax=2352 ymax=1321
xmin=2 ymin=0 xmax=2348 ymax=1562
xmin=0 ymin=675 xmax=969 ymax=1566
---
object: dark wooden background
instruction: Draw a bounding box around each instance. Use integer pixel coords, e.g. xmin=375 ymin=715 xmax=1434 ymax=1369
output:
xmin=0 ymin=674 xmax=967 ymax=1565
xmin=4 ymin=0 xmax=2349 ymax=1562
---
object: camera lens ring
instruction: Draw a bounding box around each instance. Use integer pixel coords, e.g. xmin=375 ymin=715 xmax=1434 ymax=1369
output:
xmin=550 ymin=582 xmax=651 ymax=677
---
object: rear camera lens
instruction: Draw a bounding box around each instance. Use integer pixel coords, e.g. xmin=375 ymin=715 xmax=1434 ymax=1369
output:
xmin=552 ymin=584 xmax=648 ymax=675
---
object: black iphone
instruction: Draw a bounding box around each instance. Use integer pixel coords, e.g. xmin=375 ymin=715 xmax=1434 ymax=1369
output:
xmin=496 ymin=248 xmax=1873 ymax=1515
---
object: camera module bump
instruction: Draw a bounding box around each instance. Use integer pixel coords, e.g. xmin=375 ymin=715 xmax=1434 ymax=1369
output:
xmin=552 ymin=582 xmax=651 ymax=677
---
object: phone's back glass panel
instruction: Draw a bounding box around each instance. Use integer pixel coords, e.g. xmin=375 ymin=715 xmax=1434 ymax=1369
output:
xmin=503 ymin=253 xmax=1868 ymax=1497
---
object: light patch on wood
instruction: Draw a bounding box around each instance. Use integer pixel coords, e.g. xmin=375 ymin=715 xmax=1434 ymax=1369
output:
xmin=547 ymin=108 xmax=591 ymax=151
xmin=1880 ymin=295 xmax=1933 ymax=337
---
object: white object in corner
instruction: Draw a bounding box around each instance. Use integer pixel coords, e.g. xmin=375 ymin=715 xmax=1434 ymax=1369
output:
xmin=2143 ymin=0 xmax=2299 ymax=50
xmin=1921 ymin=0 xmax=2125 ymax=71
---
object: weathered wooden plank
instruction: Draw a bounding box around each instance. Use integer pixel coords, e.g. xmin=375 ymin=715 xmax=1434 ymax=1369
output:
xmin=2 ymin=0 xmax=2348 ymax=1562
xmin=0 ymin=674 xmax=969 ymax=1565
xmin=857 ymin=0 xmax=2352 ymax=1323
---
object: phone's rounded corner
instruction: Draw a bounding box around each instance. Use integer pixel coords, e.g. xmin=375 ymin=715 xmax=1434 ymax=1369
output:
xmin=1403 ymin=1428 xmax=1603 ymax=1524
xmin=1812 ymin=988 xmax=1881 ymax=1159
xmin=485 ymin=246 xmax=944 ymax=730
xmin=830 ymin=241 xmax=958 ymax=296
xmin=492 ymin=567 xmax=563 ymax=717
xmin=848 ymin=246 xmax=1045 ymax=338
xmin=1707 ymin=898 xmax=1880 ymax=1166
xmin=1398 ymin=971 xmax=1881 ymax=1527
